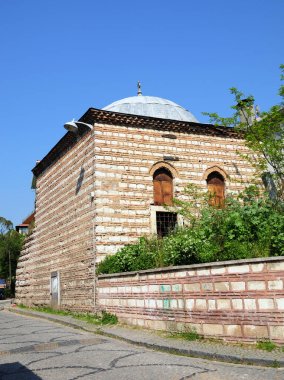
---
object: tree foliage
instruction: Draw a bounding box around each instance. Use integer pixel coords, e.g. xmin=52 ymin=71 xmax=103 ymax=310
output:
xmin=0 ymin=217 xmax=24 ymax=295
xmin=203 ymin=65 xmax=284 ymax=201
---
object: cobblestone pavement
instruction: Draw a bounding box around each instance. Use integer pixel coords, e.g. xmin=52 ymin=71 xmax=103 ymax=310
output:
xmin=0 ymin=311 xmax=284 ymax=380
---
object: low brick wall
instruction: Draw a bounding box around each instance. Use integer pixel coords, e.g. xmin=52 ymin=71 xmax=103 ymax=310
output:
xmin=98 ymin=257 xmax=284 ymax=343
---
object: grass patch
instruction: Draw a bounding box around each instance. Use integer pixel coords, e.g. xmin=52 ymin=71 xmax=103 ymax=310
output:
xmin=169 ymin=328 xmax=202 ymax=341
xmin=256 ymin=340 xmax=277 ymax=352
xmin=16 ymin=304 xmax=117 ymax=325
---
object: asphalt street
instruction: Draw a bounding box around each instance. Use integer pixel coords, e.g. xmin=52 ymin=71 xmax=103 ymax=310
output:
xmin=0 ymin=311 xmax=283 ymax=380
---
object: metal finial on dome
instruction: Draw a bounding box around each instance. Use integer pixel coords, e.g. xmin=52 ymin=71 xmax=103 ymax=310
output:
xmin=137 ymin=81 xmax=142 ymax=96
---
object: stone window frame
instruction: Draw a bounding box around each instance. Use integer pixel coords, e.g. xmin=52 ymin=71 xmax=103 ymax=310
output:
xmin=149 ymin=161 xmax=182 ymax=235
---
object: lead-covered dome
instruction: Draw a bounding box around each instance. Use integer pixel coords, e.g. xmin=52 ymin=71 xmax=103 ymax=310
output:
xmin=102 ymin=95 xmax=198 ymax=122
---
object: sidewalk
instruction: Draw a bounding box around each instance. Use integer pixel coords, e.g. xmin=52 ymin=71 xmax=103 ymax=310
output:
xmin=7 ymin=306 xmax=284 ymax=368
xmin=0 ymin=299 xmax=13 ymax=310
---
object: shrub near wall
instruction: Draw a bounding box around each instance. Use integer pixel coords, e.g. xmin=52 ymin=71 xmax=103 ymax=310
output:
xmin=98 ymin=257 xmax=284 ymax=343
xmin=96 ymin=195 xmax=284 ymax=275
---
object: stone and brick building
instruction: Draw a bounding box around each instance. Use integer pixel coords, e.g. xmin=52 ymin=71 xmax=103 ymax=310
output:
xmin=16 ymin=88 xmax=257 ymax=311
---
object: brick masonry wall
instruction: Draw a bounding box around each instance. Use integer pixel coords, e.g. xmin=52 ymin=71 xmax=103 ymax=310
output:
xmin=15 ymin=233 xmax=35 ymax=306
xmin=98 ymin=257 xmax=284 ymax=343
xmin=93 ymin=123 xmax=256 ymax=262
xmin=16 ymin=132 xmax=95 ymax=311
xmin=16 ymin=121 xmax=257 ymax=311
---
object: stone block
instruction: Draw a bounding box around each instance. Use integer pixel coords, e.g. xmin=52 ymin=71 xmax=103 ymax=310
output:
xmin=145 ymin=320 xmax=167 ymax=330
xmin=185 ymin=299 xmax=194 ymax=310
xmin=110 ymin=298 xmax=118 ymax=306
xmin=203 ymin=323 xmax=223 ymax=336
xmin=136 ymin=319 xmax=145 ymax=327
xmin=269 ymin=325 xmax=284 ymax=340
xmin=156 ymin=300 xmax=163 ymax=308
xmin=196 ymin=269 xmax=210 ymax=276
xmin=243 ymin=325 xmax=268 ymax=339
xmin=170 ymin=299 xmax=178 ymax=308
xmin=208 ymin=299 xmax=216 ymax=310
xmin=231 ymin=282 xmax=246 ymax=291
xmin=258 ymin=298 xmax=274 ymax=310
xmin=184 ymin=283 xmax=200 ymax=292
xmin=211 ymin=266 xmax=226 ymax=275
xmin=244 ymin=299 xmax=257 ymax=310
xmin=148 ymin=285 xmax=159 ymax=292
xmin=214 ymin=282 xmax=230 ymax=291
xmin=232 ymin=299 xmax=243 ymax=310
xmin=201 ymin=282 xmax=213 ymax=291
xmin=267 ymin=261 xmax=284 ymax=271
xmin=172 ymin=284 xmax=182 ymax=292
xmin=136 ymin=299 xmax=144 ymax=308
xmin=195 ymin=299 xmax=207 ymax=310
xmin=224 ymin=325 xmax=242 ymax=337
xmin=276 ymin=298 xmax=284 ymax=310
xmin=247 ymin=281 xmax=266 ymax=291
xmin=160 ymin=284 xmax=171 ymax=292
xmin=228 ymin=265 xmax=250 ymax=274
xmin=186 ymin=270 xmax=196 ymax=276
xmin=217 ymin=299 xmax=230 ymax=310
xmin=131 ymin=286 xmax=141 ymax=293
xmin=175 ymin=271 xmax=187 ymax=278
xmin=268 ymin=280 xmax=283 ymax=290
xmin=183 ymin=323 xmax=203 ymax=334
xmin=163 ymin=299 xmax=170 ymax=309
xmin=251 ymin=263 xmax=264 ymax=272
xmin=117 ymin=286 xmax=125 ymax=293
xmin=145 ymin=299 xmax=156 ymax=308
xmin=141 ymin=285 xmax=148 ymax=293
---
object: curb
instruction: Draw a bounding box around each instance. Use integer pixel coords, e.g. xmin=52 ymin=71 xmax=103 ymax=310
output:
xmin=8 ymin=308 xmax=284 ymax=368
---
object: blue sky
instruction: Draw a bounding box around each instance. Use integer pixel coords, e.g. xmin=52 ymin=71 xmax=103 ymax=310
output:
xmin=0 ymin=0 xmax=283 ymax=226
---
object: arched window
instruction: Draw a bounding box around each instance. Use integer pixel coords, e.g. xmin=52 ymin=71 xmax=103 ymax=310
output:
xmin=153 ymin=168 xmax=173 ymax=206
xmin=206 ymin=171 xmax=225 ymax=207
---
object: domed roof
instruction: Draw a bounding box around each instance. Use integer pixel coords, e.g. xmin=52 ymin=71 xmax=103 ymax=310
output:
xmin=102 ymin=95 xmax=198 ymax=122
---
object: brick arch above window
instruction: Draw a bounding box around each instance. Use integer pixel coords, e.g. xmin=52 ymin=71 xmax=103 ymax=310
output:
xmin=149 ymin=161 xmax=179 ymax=178
xmin=202 ymin=165 xmax=228 ymax=181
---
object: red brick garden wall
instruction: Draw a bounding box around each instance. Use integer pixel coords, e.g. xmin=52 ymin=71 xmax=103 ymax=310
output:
xmin=98 ymin=257 xmax=284 ymax=343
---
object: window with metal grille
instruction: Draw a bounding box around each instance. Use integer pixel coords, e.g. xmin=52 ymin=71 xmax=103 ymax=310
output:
xmin=156 ymin=211 xmax=177 ymax=237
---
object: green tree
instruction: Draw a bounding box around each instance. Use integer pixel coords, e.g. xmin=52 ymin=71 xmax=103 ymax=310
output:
xmin=203 ymin=65 xmax=284 ymax=202
xmin=0 ymin=217 xmax=24 ymax=295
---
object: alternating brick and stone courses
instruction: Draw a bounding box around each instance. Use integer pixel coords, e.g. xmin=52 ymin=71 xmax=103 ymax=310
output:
xmin=16 ymin=107 xmax=260 ymax=321
xmin=98 ymin=257 xmax=284 ymax=343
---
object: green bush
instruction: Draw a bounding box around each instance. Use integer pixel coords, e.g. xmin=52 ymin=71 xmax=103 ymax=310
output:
xmin=96 ymin=193 xmax=284 ymax=275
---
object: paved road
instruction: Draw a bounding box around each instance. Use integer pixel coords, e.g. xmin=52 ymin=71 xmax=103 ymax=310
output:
xmin=0 ymin=311 xmax=283 ymax=380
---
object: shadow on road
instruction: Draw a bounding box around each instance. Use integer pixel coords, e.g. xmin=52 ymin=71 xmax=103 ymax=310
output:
xmin=0 ymin=362 xmax=42 ymax=379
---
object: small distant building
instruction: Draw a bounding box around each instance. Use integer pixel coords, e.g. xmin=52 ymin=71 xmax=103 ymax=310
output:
xmin=16 ymin=212 xmax=35 ymax=235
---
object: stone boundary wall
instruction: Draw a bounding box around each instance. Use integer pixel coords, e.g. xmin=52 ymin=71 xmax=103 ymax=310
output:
xmin=98 ymin=257 xmax=284 ymax=343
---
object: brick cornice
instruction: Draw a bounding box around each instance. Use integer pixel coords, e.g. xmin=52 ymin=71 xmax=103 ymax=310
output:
xmin=32 ymin=108 xmax=241 ymax=177
xmin=81 ymin=108 xmax=240 ymax=138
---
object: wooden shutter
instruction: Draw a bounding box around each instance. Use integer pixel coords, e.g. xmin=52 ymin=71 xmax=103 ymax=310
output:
xmin=161 ymin=180 xmax=173 ymax=205
xmin=207 ymin=173 xmax=225 ymax=207
xmin=153 ymin=169 xmax=173 ymax=206
xmin=154 ymin=180 xmax=163 ymax=205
